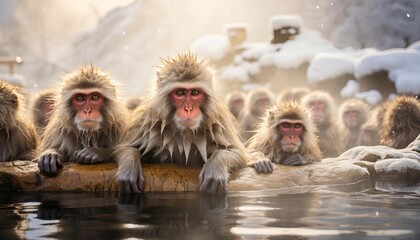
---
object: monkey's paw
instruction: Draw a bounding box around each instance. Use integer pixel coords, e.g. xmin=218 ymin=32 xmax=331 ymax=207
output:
xmin=251 ymin=159 xmax=274 ymax=173
xmin=74 ymin=147 xmax=102 ymax=164
xmin=199 ymin=164 xmax=228 ymax=194
xmin=38 ymin=151 xmax=63 ymax=176
xmin=283 ymin=153 xmax=304 ymax=166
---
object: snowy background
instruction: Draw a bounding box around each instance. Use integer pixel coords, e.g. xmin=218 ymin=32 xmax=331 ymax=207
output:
xmin=0 ymin=0 xmax=419 ymax=100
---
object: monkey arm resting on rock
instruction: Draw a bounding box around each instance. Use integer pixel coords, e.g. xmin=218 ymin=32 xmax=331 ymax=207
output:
xmin=37 ymin=65 xmax=127 ymax=176
xmin=114 ymin=54 xmax=249 ymax=194
xmin=247 ymin=101 xmax=322 ymax=173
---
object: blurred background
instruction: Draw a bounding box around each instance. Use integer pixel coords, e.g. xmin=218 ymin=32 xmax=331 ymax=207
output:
xmin=0 ymin=0 xmax=419 ymax=103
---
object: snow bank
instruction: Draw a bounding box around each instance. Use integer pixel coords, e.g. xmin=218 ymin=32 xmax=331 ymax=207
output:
xmin=340 ymin=80 xmax=360 ymax=98
xmin=354 ymin=90 xmax=383 ymax=105
xmin=271 ymin=15 xmax=303 ymax=29
xmin=190 ymin=34 xmax=230 ymax=61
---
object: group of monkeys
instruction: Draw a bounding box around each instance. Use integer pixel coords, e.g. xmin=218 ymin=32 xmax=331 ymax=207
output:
xmin=1 ymin=53 xmax=419 ymax=194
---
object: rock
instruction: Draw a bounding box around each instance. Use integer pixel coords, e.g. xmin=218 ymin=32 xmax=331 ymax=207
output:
xmin=0 ymin=161 xmax=200 ymax=192
xmin=1 ymin=135 xmax=419 ymax=192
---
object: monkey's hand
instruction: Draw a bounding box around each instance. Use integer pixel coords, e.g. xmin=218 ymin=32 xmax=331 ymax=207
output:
xmin=248 ymin=151 xmax=273 ymax=173
xmin=38 ymin=150 xmax=63 ymax=176
xmin=199 ymin=160 xmax=228 ymax=194
xmin=283 ymin=153 xmax=305 ymax=166
xmin=116 ymin=147 xmax=144 ymax=194
xmin=250 ymin=159 xmax=274 ymax=173
xmin=74 ymin=147 xmax=112 ymax=164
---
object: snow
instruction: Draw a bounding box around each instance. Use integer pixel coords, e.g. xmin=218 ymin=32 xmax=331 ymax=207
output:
xmin=222 ymin=22 xmax=250 ymax=33
xmin=408 ymin=40 xmax=420 ymax=51
xmin=190 ymin=34 xmax=230 ymax=61
xmin=272 ymin=30 xmax=337 ymax=69
xmin=354 ymin=90 xmax=383 ymax=105
xmin=340 ymin=80 xmax=360 ymax=98
xmin=271 ymin=15 xmax=303 ymax=30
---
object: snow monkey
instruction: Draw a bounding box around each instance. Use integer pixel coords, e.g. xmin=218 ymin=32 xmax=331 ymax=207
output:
xmin=338 ymin=98 xmax=369 ymax=150
xmin=0 ymin=80 xmax=38 ymax=161
xmin=224 ymin=90 xmax=246 ymax=119
xmin=114 ymin=54 xmax=249 ymax=194
xmin=381 ymin=95 xmax=420 ymax=149
xmin=301 ymin=91 xmax=344 ymax=158
xmin=37 ymin=65 xmax=128 ymax=176
xmin=247 ymin=101 xmax=322 ymax=173
xmin=239 ymin=88 xmax=273 ymax=141
xmin=277 ymin=87 xmax=310 ymax=103
xmin=31 ymin=88 xmax=56 ymax=135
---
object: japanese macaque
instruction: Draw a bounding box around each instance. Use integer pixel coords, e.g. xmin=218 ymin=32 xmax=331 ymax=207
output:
xmin=37 ymin=65 xmax=128 ymax=176
xmin=301 ymin=91 xmax=344 ymax=158
xmin=31 ymin=88 xmax=56 ymax=135
xmin=380 ymin=95 xmax=420 ymax=149
xmin=277 ymin=87 xmax=310 ymax=103
xmin=114 ymin=54 xmax=248 ymax=194
xmin=247 ymin=101 xmax=322 ymax=173
xmin=224 ymin=90 xmax=245 ymax=119
xmin=357 ymin=101 xmax=389 ymax=146
xmin=338 ymin=98 xmax=369 ymax=150
xmin=0 ymin=80 xmax=38 ymax=161
xmin=238 ymin=88 xmax=273 ymax=141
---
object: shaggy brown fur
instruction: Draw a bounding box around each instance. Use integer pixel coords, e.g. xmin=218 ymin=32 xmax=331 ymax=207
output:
xmin=301 ymin=91 xmax=344 ymax=158
xmin=114 ymin=53 xmax=249 ymax=194
xmin=238 ymin=88 xmax=273 ymax=141
xmin=224 ymin=90 xmax=246 ymax=119
xmin=277 ymin=87 xmax=310 ymax=103
xmin=381 ymin=95 xmax=420 ymax=149
xmin=338 ymin=98 xmax=370 ymax=150
xmin=30 ymin=88 xmax=56 ymax=135
xmin=0 ymin=80 xmax=38 ymax=161
xmin=357 ymin=101 xmax=389 ymax=146
xmin=248 ymin=101 xmax=322 ymax=167
xmin=37 ymin=65 xmax=128 ymax=171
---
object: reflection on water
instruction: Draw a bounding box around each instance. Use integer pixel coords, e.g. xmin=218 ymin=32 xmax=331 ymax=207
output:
xmin=0 ymin=181 xmax=419 ymax=240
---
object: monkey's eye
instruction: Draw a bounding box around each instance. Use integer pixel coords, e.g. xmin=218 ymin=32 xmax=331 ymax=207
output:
xmin=191 ymin=89 xmax=200 ymax=96
xmin=75 ymin=95 xmax=85 ymax=101
xmin=175 ymin=89 xmax=185 ymax=96
xmin=294 ymin=123 xmax=303 ymax=129
xmin=281 ymin=122 xmax=291 ymax=128
xmin=91 ymin=94 xmax=100 ymax=100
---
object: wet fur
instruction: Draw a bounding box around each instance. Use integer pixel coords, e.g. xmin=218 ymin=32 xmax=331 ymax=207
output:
xmin=247 ymin=101 xmax=322 ymax=165
xmin=37 ymin=65 xmax=128 ymax=162
xmin=381 ymin=95 xmax=420 ymax=149
xmin=115 ymin=54 xmax=248 ymax=187
xmin=0 ymin=80 xmax=38 ymax=161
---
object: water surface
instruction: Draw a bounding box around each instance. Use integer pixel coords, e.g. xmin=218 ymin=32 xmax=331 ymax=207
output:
xmin=0 ymin=180 xmax=419 ymax=239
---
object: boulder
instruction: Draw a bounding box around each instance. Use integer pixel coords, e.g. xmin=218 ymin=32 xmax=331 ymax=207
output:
xmin=0 ymin=135 xmax=419 ymax=192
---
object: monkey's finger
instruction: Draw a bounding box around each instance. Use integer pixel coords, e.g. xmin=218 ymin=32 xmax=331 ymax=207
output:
xmin=122 ymin=181 xmax=131 ymax=193
xmin=207 ymin=180 xmax=220 ymax=194
xmin=264 ymin=161 xmax=274 ymax=173
xmin=50 ymin=155 xmax=58 ymax=175
xmin=200 ymin=177 xmax=211 ymax=193
xmin=137 ymin=174 xmax=144 ymax=192
xmin=43 ymin=157 xmax=51 ymax=174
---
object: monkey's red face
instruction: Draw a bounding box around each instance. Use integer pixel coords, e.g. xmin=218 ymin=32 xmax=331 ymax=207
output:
xmin=72 ymin=89 xmax=104 ymax=131
xmin=278 ymin=120 xmax=304 ymax=152
xmin=344 ymin=109 xmax=360 ymax=128
xmin=171 ymin=88 xmax=205 ymax=130
xmin=308 ymin=100 xmax=326 ymax=124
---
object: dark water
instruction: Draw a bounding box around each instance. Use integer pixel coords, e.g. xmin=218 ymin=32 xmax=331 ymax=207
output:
xmin=1 ymin=181 xmax=419 ymax=240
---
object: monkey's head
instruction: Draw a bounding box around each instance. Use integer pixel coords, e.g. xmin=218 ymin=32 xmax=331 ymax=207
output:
xmin=246 ymin=88 xmax=273 ymax=117
xmin=339 ymin=98 xmax=369 ymax=130
xmin=265 ymin=101 xmax=315 ymax=153
xmin=155 ymin=53 xmax=215 ymax=131
xmin=57 ymin=65 xmax=119 ymax=133
xmin=381 ymin=95 xmax=420 ymax=149
xmin=0 ymin=80 xmax=22 ymax=128
xmin=301 ymin=91 xmax=335 ymax=127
